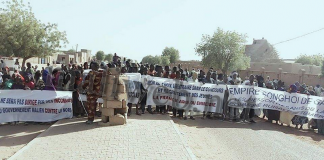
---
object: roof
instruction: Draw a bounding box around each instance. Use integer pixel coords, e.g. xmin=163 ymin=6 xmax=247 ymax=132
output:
xmin=245 ymin=39 xmax=270 ymax=56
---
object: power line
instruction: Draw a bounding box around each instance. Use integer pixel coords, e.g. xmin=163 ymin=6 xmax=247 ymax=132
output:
xmin=273 ymin=27 xmax=324 ymax=46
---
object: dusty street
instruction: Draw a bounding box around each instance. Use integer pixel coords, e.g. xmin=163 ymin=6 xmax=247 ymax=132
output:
xmin=173 ymin=117 xmax=324 ymax=160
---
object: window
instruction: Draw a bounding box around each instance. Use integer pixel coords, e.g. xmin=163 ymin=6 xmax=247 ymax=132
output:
xmin=62 ymin=57 xmax=65 ymax=61
xmin=41 ymin=58 xmax=45 ymax=64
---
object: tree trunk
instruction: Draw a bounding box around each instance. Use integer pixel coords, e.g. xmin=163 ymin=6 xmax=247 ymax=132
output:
xmin=222 ymin=69 xmax=227 ymax=76
xmin=21 ymin=57 xmax=31 ymax=71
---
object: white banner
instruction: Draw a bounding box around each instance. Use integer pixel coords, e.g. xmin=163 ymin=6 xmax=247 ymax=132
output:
xmin=125 ymin=73 xmax=142 ymax=104
xmin=0 ymin=90 xmax=73 ymax=123
xmin=145 ymin=77 xmax=226 ymax=113
xmin=227 ymin=85 xmax=324 ymax=119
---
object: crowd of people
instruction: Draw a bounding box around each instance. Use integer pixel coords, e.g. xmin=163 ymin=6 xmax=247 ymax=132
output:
xmin=1 ymin=53 xmax=323 ymax=135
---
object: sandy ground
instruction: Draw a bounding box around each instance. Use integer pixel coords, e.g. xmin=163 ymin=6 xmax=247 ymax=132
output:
xmin=0 ymin=123 xmax=52 ymax=160
xmin=173 ymin=117 xmax=324 ymax=160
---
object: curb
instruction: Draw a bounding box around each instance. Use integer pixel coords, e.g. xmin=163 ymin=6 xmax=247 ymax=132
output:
xmin=168 ymin=116 xmax=197 ymax=160
xmin=8 ymin=121 xmax=61 ymax=160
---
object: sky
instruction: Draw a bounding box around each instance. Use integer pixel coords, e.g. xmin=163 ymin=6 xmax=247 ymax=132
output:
xmin=2 ymin=0 xmax=324 ymax=62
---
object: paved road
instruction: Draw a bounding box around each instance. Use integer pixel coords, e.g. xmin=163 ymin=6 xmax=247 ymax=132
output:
xmin=0 ymin=123 xmax=51 ymax=160
xmin=173 ymin=117 xmax=324 ymax=160
xmin=9 ymin=114 xmax=194 ymax=160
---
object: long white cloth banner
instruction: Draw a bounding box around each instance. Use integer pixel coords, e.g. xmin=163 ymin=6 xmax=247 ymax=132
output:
xmin=145 ymin=76 xmax=226 ymax=113
xmin=227 ymin=85 xmax=324 ymax=119
xmin=0 ymin=90 xmax=73 ymax=123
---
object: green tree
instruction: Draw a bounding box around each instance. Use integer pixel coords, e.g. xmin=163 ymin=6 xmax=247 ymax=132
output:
xmin=162 ymin=47 xmax=180 ymax=63
xmin=141 ymin=55 xmax=162 ymax=65
xmin=161 ymin=56 xmax=170 ymax=66
xmin=195 ymin=28 xmax=249 ymax=74
xmin=104 ymin=53 xmax=113 ymax=62
xmin=95 ymin=51 xmax=105 ymax=61
xmin=295 ymin=54 xmax=314 ymax=65
xmin=295 ymin=54 xmax=324 ymax=66
xmin=228 ymin=52 xmax=251 ymax=72
xmin=0 ymin=0 xmax=68 ymax=68
xmin=311 ymin=54 xmax=324 ymax=66
xmin=67 ymin=49 xmax=76 ymax=52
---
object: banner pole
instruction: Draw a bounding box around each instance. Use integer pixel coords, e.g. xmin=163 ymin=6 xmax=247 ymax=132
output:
xmin=77 ymin=91 xmax=88 ymax=116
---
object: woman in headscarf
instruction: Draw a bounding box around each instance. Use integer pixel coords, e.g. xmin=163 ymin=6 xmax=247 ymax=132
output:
xmin=24 ymin=73 xmax=35 ymax=90
xmin=12 ymin=74 xmax=25 ymax=89
xmin=34 ymin=71 xmax=45 ymax=90
xmin=43 ymin=70 xmax=55 ymax=90
xmin=279 ymin=84 xmax=297 ymax=126
xmin=291 ymin=84 xmax=309 ymax=129
xmin=266 ymin=81 xmax=281 ymax=124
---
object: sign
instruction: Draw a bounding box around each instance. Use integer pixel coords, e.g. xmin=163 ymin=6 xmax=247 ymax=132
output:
xmin=0 ymin=90 xmax=73 ymax=123
xmin=145 ymin=77 xmax=226 ymax=113
xmin=125 ymin=73 xmax=142 ymax=104
xmin=227 ymin=85 xmax=324 ymax=119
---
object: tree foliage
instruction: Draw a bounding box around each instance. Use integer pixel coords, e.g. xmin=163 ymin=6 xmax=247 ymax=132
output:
xmin=160 ymin=56 xmax=170 ymax=66
xmin=195 ymin=28 xmax=250 ymax=74
xmin=162 ymin=47 xmax=180 ymax=63
xmin=141 ymin=55 xmax=162 ymax=65
xmin=67 ymin=49 xmax=75 ymax=52
xmin=95 ymin=51 xmax=105 ymax=61
xmin=104 ymin=53 xmax=113 ymax=62
xmin=228 ymin=52 xmax=251 ymax=72
xmin=295 ymin=54 xmax=324 ymax=66
xmin=0 ymin=0 xmax=68 ymax=68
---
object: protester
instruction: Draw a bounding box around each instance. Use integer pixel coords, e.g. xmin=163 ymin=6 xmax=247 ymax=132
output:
xmin=228 ymin=72 xmax=241 ymax=121
xmin=291 ymin=84 xmax=309 ymax=129
xmin=72 ymin=70 xmax=85 ymax=117
xmin=82 ymin=62 xmax=103 ymax=124
xmin=265 ymin=81 xmax=280 ymax=124
xmin=279 ymin=84 xmax=297 ymax=127
xmin=34 ymin=71 xmax=45 ymax=90
xmin=24 ymin=73 xmax=35 ymax=90
xmin=240 ymin=74 xmax=257 ymax=123
xmin=169 ymin=67 xmax=177 ymax=79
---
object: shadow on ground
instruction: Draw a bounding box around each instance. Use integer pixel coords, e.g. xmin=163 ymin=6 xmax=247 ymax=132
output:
xmin=0 ymin=123 xmax=52 ymax=147
xmin=172 ymin=115 xmax=324 ymax=142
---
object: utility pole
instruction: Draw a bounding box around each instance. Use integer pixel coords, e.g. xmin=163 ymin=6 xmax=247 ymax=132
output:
xmin=75 ymin=44 xmax=78 ymax=63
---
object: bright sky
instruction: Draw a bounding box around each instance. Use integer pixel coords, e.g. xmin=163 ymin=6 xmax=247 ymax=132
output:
xmin=3 ymin=0 xmax=324 ymax=61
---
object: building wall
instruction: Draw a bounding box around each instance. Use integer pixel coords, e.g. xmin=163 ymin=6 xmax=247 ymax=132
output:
xmin=238 ymin=69 xmax=324 ymax=88
xmin=250 ymin=62 xmax=321 ymax=75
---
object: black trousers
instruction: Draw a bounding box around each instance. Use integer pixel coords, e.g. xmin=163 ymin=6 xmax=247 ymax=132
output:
xmin=241 ymin=108 xmax=255 ymax=119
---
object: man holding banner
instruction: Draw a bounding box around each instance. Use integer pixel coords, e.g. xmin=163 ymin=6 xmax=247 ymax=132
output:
xmin=241 ymin=74 xmax=257 ymax=123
